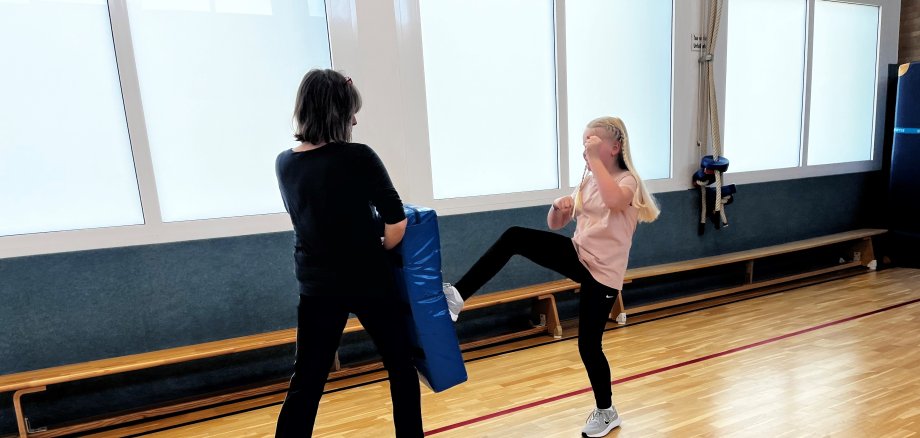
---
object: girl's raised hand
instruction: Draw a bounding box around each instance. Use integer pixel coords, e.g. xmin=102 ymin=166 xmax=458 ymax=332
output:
xmin=553 ymin=195 xmax=574 ymax=214
xmin=584 ymin=135 xmax=603 ymax=159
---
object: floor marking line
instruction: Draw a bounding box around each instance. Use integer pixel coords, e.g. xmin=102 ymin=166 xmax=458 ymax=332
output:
xmin=425 ymin=297 xmax=920 ymax=435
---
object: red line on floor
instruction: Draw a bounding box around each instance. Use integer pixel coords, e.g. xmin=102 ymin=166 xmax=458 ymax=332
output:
xmin=425 ymin=297 xmax=920 ymax=435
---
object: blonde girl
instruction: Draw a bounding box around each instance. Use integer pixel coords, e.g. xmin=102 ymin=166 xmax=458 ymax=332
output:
xmin=443 ymin=116 xmax=658 ymax=437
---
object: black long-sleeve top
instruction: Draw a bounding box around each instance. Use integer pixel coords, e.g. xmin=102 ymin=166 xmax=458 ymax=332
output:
xmin=275 ymin=142 xmax=406 ymax=296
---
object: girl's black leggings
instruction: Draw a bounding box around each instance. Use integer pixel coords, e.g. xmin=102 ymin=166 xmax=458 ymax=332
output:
xmin=454 ymin=226 xmax=619 ymax=409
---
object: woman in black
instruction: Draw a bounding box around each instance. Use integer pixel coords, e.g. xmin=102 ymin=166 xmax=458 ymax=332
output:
xmin=274 ymin=69 xmax=422 ymax=437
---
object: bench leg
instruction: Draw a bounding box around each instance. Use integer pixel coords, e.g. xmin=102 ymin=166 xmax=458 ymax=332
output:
xmin=610 ymin=290 xmax=627 ymax=325
xmin=534 ymin=295 xmax=562 ymax=338
xmin=13 ymin=386 xmax=46 ymax=438
xmin=853 ymin=237 xmax=877 ymax=269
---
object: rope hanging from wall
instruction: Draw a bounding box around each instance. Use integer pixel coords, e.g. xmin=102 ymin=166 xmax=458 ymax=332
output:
xmin=695 ymin=0 xmax=735 ymax=235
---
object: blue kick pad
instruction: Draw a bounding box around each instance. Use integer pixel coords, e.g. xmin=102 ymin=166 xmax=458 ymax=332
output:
xmin=392 ymin=204 xmax=467 ymax=392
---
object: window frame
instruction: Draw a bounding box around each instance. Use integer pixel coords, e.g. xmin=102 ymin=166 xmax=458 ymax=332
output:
xmin=0 ymin=0 xmax=145 ymax=237
xmin=0 ymin=0 xmax=348 ymax=258
xmin=712 ymin=0 xmax=898 ymax=186
xmin=1 ymin=0 xmax=901 ymax=259
xmin=397 ymin=0 xmax=685 ymax=216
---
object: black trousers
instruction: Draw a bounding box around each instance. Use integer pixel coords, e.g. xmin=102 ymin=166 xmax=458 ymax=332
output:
xmin=455 ymin=226 xmax=619 ymax=409
xmin=275 ymin=293 xmax=423 ymax=437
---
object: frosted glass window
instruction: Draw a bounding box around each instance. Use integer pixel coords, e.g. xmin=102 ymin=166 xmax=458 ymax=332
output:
xmin=420 ymin=0 xmax=558 ymax=199
xmin=807 ymin=1 xmax=879 ymax=165
xmin=724 ymin=0 xmax=806 ymax=172
xmin=566 ymin=0 xmax=672 ymax=186
xmin=0 ymin=0 xmax=143 ymax=237
xmin=126 ymin=0 xmax=331 ymax=222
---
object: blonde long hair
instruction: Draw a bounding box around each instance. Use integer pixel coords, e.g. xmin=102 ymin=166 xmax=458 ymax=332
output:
xmin=574 ymin=116 xmax=660 ymax=223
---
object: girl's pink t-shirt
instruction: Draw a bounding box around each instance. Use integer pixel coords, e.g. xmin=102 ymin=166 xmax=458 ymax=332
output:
xmin=572 ymin=172 xmax=639 ymax=290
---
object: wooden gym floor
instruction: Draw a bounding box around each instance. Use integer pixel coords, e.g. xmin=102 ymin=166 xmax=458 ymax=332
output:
xmin=103 ymin=268 xmax=920 ymax=437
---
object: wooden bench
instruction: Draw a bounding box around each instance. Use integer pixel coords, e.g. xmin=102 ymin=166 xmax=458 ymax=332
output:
xmin=463 ymin=279 xmax=576 ymax=339
xmin=333 ymin=279 xmax=581 ymax=358
xmin=612 ymin=228 xmax=885 ymax=324
xmin=0 ymin=329 xmax=308 ymax=438
xmin=0 ymin=282 xmax=575 ymax=438
xmin=340 ymin=279 xmax=579 ymax=341
xmin=0 ymin=229 xmax=884 ymax=437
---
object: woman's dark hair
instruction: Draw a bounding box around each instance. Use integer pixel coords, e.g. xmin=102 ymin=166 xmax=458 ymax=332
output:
xmin=293 ymin=69 xmax=362 ymax=144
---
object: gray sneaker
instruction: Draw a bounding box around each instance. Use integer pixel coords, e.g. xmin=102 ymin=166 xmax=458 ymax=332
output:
xmin=581 ymin=407 xmax=621 ymax=437
xmin=442 ymin=283 xmax=464 ymax=321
